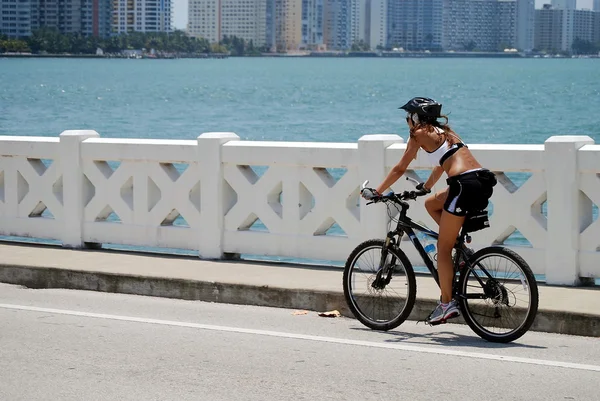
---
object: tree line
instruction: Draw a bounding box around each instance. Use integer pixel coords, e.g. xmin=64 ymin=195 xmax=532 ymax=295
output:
xmin=0 ymin=28 xmax=267 ymax=56
xmin=571 ymin=38 xmax=600 ymax=55
xmin=3 ymin=28 xmax=600 ymax=56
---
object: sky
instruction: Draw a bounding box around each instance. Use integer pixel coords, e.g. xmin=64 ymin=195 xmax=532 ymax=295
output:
xmin=171 ymin=0 xmax=596 ymax=31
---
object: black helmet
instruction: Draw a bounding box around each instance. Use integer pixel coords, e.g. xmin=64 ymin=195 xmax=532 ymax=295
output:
xmin=399 ymin=97 xmax=442 ymax=118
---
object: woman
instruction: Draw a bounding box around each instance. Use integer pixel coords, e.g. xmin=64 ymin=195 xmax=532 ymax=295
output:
xmin=362 ymin=97 xmax=496 ymax=325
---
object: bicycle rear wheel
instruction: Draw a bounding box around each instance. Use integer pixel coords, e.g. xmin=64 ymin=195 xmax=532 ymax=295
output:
xmin=457 ymin=246 xmax=539 ymax=343
xmin=343 ymin=239 xmax=416 ymax=331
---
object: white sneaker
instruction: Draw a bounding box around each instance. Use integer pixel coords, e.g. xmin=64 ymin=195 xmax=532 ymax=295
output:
xmin=426 ymin=300 xmax=460 ymax=325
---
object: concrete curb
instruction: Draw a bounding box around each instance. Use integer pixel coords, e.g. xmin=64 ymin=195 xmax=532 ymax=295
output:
xmin=1 ymin=264 xmax=598 ymax=338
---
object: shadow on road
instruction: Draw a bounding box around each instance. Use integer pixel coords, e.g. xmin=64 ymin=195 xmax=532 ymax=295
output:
xmin=349 ymin=326 xmax=547 ymax=350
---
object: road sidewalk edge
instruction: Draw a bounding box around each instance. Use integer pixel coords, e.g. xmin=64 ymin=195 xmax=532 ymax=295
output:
xmin=0 ymin=264 xmax=597 ymax=338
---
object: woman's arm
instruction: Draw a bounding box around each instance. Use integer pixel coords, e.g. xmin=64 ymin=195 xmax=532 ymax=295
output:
xmin=424 ymin=166 xmax=444 ymax=191
xmin=375 ymin=138 xmax=420 ymax=194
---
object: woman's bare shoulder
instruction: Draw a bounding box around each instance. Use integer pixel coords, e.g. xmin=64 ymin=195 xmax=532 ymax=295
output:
xmin=409 ymin=126 xmax=430 ymax=140
xmin=410 ymin=127 xmax=429 ymax=138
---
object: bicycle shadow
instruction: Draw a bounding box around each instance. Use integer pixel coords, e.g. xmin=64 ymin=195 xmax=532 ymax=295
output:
xmin=349 ymin=326 xmax=547 ymax=350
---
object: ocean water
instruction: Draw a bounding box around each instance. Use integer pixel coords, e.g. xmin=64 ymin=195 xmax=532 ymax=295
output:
xmin=1 ymin=58 xmax=599 ymax=144
xmin=1 ymin=57 xmax=599 ymax=280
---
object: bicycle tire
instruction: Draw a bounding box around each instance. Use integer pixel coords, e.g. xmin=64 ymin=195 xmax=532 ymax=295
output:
xmin=457 ymin=246 xmax=539 ymax=343
xmin=343 ymin=239 xmax=417 ymax=331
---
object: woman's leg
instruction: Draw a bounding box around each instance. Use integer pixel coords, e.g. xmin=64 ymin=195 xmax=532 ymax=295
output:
xmin=437 ymin=210 xmax=466 ymax=303
xmin=424 ymin=189 xmax=448 ymax=225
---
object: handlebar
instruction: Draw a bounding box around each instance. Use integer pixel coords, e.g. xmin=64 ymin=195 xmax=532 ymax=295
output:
xmin=367 ymin=190 xmax=428 ymax=205
xmin=405 ymin=176 xmax=420 ymax=186
xmin=361 ymin=178 xmax=429 ymax=205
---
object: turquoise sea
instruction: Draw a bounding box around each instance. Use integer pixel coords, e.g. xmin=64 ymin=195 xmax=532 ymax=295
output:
xmin=1 ymin=57 xmax=599 ymax=279
xmin=1 ymin=58 xmax=599 ymax=144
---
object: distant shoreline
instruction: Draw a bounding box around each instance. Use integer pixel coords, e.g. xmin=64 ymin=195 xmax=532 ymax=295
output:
xmin=0 ymin=53 xmax=228 ymax=59
xmin=2 ymin=51 xmax=598 ymax=59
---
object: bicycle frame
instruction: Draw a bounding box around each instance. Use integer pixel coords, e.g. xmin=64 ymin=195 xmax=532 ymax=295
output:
xmin=395 ymin=218 xmax=441 ymax=284
xmin=377 ymin=196 xmax=491 ymax=291
xmin=380 ymin=220 xmax=486 ymax=302
xmin=362 ymin=180 xmax=495 ymax=296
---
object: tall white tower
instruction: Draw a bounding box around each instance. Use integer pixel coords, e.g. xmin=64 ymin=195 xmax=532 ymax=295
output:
xmin=517 ymin=0 xmax=535 ymax=51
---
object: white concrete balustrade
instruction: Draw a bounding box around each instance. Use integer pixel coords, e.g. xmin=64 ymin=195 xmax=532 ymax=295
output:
xmin=0 ymin=131 xmax=598 ymax=286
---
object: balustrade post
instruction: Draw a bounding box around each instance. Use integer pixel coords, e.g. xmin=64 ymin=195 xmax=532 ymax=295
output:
xmin=59 ymin=130 xmax=100 ymax=248
xmin=358 ymin=134 xmax=404 ymax=242
xmin=544 ymin=135 xmax=595 ymax=286
xmin=197 ymin=132 xmax=240 ymax=259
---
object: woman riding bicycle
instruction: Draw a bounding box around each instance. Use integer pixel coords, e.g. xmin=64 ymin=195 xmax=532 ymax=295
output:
xmin=361 ymin=97 xmax=496 ymax=325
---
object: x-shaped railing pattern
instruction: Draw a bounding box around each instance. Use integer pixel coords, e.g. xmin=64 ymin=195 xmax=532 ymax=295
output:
xmin=83 ymin=160 xmax=135 ymax=224
xmin=224 ymin=165 xmax=284 ymax=233
xmin=478 ymin=172 xmax=547 ymax=248
xmin=223 ymin=164 xmax=360 ymax=238
xmin=297 ymin=167 xmax=360 ymax=237
xmin=0 ymin=157 xmax=63 ymax=220
xmin=83 ymin=160 xmax=201 ymax=228
xmin=146 ymin=163 xmax=201 ymax=228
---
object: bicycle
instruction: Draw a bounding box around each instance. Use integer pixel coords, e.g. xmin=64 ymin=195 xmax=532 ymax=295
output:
xmin=343 ymin=177 xmax=539 ymax=343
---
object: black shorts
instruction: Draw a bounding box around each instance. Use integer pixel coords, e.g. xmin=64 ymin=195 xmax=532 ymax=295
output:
xmin=443 ymin=169 xmax=496 ymax=217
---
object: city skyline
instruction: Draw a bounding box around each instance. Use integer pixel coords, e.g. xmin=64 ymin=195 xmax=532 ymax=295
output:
xmin=171 ymin=0 xmax=597 ymax=30
xmin=1 ymin=0 xmax=596 ymax=51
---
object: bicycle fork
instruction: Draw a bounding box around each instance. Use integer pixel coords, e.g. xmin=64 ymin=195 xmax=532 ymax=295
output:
xmin=372 ymin=235 xmax=398 ymax=290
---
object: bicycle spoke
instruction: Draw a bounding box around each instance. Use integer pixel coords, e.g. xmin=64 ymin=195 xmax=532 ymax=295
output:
xmin=461 ymin=250 xmax=536 ymax=339
xmin=346 ymin=243 xmax=413 ymax=326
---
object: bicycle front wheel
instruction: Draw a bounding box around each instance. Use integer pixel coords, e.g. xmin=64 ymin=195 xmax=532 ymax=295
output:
xmin=343 ymin=239 xmax=416 ymax=331
xmin=457 ymin=246 xmax=539 ymax=343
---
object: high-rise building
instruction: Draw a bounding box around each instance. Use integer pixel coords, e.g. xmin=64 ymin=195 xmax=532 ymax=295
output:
xmin=188 ymin=0 xmax=274 ymax=48
xmin=302 ymin=0 xmax=324 ymax=48
xmin=349 ymin=0 xmax=366 ymax=46
xmin=187 ymin=0 xmax=219 ymax=43
xmin=82 ymin=0 xmax=113 ymax=37
xmin=32 ymin=0 xmax=83 ymax=34
xmin=443 ymin=0 xmax=516 ymax=52
xmin=1 ymin=0 xmax=114 ymax=39
xmin=388 ymin=0 xmax=443 ymax=51
xmin=551 ymin=0 xmax=576 ymax=10
xmin=112 ymin=0 xmax=172 ymax=34
xmin=367 ymin=0 xmax=386 ymax=49
xmin=594 ymin=10 xmax=600 ymax=42
xmin=2 ymin=0 xmax=169 ymax=39
xmin=266 ymin=0 xmax=276 ymax=49
xmin=535 ymin=6 xmax=597 ymax=51
xmin=498 ymin=0 xmax=518 ymax=49
xmin=275 ymin=0 xmax=302 ymax=51
xmin=535 ymin=5 xmax=562 ymax=51
xmin=516 ymin=0 xmax=535 ymax=51
xmin=0 ymin=0 xmax=34 ymax=38
xmin=568 ymin=9 xmax=596 ymax=50
xmin=593 ymin=0 xmax=600 ymax=11
xmin=1 ymin=0 xmax=89 ymax=38
xmin=323 ymin=0 xmax=367 ymax=50
xmin=323 ymin=0 xmax=351 ymax=50
xmin=112 ymin=0 xmax=135 ymax=34
xmin=221 ymin=0 xmax=267 ymax=46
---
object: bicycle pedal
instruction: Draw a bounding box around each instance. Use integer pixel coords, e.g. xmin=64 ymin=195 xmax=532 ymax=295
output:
xmin=426 ymin=312 xmax=460 ymax=326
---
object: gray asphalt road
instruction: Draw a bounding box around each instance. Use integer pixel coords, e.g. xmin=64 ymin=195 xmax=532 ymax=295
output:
xmin=0 ymin=283 xmax=598 ymax=401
